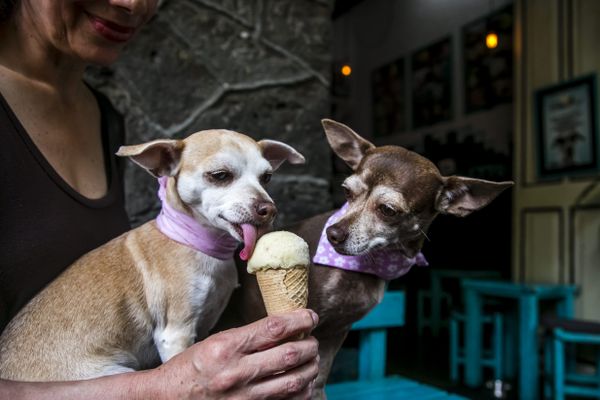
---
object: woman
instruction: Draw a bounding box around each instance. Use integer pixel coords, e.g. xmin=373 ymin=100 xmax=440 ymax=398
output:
xmin=0 ymin=1 xmax=319 ymax=398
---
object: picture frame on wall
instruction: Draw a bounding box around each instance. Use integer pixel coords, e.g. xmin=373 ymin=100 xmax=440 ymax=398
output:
xmin=534 ymin=74 xmax=600 ymax=180
xmin=371 ymin=56 xmax=405 ymax=138
xmin=411 ymin=37 xmax=452 ymax=129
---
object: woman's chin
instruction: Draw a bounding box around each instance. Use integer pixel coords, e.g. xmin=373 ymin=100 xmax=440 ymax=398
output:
xmin=89 ymin=52 xmax=122 ymax=67
xmin=78 ymin=46 xmax=124 ymax=67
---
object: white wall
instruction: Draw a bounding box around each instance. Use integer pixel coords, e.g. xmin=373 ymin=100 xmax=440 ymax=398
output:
xmin=333 ymin=0 xmax=513 ymax=154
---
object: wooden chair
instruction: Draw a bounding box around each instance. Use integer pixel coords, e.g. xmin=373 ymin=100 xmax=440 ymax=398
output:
xmin=326 ymin=290 xmax=467 ymax=399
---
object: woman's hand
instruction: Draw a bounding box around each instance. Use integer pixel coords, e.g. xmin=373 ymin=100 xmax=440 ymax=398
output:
xmin=148 ymin=309 xmax=320 ymax=400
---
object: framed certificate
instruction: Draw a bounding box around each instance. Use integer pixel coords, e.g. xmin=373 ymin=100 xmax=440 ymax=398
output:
xmin=534 ymin=74 xmax=599 ymax=180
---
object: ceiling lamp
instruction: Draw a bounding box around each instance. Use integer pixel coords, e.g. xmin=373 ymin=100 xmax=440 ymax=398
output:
xmin=485 ymin=0 xmax=498 ymax=49
xmin=341 ymin=64 xmax=352 ymax=76
xmin=486 ymin=31 xmax=498 ymax=49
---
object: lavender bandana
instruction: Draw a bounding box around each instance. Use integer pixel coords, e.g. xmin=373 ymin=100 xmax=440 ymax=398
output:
xmin=156 ymin=177 xmax=239 ymax=260
xmin=312 ymin=203 xmax=428 ymax=280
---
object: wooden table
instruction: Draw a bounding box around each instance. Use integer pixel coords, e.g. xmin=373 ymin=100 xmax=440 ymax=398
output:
xmin=461 ymin=279 xmax=578 ymax=400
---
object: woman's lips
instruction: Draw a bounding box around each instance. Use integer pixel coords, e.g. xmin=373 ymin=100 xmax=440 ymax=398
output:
xmin=87 ymin=13 xmax=136 ymax=43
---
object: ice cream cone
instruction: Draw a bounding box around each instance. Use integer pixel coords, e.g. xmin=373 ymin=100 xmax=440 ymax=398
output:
xmin=255 ymin=266 xmax=308 ymax=315
xmin=247 ymin=230 xmax=310 ymax=321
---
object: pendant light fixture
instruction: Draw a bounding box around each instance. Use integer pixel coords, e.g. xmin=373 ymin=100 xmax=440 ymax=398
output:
xmin=485 ymin=0 xmax=498 ymax=49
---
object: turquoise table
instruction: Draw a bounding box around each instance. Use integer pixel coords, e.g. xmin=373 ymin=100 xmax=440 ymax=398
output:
xmin=427 ymin=269 xmax=501 ymax=336
xmin=461 ymin=279 xmax=578 ymax=400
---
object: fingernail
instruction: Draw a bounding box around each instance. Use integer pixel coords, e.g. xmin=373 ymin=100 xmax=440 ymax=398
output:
xmin=309 ymin=310 xmax=319 ymax=325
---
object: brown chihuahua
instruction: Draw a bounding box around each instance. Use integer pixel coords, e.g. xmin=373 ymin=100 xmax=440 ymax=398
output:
xmin=219 ymin=119 xmax=513 ymax=399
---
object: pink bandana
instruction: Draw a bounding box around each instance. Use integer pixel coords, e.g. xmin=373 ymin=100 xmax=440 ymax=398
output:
xmin=155 ymin=177 xmax=239 ymax=260
xmin=312 ymin=203 xmax=428 ymax=280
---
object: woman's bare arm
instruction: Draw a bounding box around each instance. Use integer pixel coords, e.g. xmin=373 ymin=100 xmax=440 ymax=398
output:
xmin=0 ymin=309 xmax=319 ymax=400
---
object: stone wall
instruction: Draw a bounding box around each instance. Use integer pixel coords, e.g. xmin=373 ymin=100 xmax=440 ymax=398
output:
xmin=87 ymin=0 xmax=334 ymax=227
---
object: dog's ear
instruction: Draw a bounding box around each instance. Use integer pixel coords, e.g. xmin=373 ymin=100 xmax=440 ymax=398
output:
xmin=258 ymin=140 xmax=305 ymax=170
xmin=322 ymin=119 xmax=375 ymax=170
xmin=116 ymin=139 xmax=184 ymax=178
xmin=436 ymin=176 xmax=514 ymax=217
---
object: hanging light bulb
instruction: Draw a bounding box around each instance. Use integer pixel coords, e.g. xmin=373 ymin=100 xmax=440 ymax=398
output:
xmin=486 ymin=31 xmax=498 ymax=49
xmin=341 ymin=64 xmax=352 ymax=77
xmin=485 ymin=0 xmax=498 ymax=49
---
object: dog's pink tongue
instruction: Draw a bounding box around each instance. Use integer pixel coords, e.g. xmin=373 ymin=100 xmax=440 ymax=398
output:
xmin=239 ymin=224 xmax=257 ymax=261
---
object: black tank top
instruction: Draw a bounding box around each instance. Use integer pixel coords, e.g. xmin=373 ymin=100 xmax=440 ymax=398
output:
xmin=0 ymin=87 xmax=131 ymax=333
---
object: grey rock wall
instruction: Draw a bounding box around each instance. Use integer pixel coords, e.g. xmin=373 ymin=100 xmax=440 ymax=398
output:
xmin=87 ymin=0 xmax=335 ymax=227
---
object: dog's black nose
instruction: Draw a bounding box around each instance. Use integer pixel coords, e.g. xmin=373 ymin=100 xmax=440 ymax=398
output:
xmin=326 ymin=226 xmax=348 ymax=245
xmin=255 ymin=201 xmax=277 ymax=220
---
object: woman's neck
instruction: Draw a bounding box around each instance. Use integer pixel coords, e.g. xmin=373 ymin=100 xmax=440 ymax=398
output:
xmin=0 ymin=15 xmax=86 ymax=94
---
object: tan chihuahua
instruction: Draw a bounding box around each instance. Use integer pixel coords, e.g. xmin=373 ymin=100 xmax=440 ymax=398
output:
xmin=0 ymin=129 xmax=304 ymax=381
xmin=220 ymin=119 xmax=513 ymax=399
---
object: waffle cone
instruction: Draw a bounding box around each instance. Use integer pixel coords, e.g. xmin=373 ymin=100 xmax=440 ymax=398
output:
xmin=255 ymin=266 xmax=308 ymax=315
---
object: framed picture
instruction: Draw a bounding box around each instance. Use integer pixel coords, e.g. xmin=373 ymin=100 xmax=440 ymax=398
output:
xmin=535 ymin=74 xmax=600 ymax=180
xmin=371 ymin=57 xmax=405 ymax=137
xmin=463 ymin=4 xmax=513 ymax=113
xmin=411 ymin=37 xmax=452 ymax=129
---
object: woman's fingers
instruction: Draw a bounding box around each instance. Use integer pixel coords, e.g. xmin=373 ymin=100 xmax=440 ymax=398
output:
xmin=237 ymin=309 xmax=318 ymax=353
xmin=160 ymin=310 xmax=321 ymax=400
xmin=237 ymin=336 xmax=319 ymax=382
xmin=243 ymin=355 xmax=320 ymax=400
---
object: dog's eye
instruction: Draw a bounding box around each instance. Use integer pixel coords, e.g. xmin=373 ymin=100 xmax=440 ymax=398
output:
xmin=260 ymin=172 xmax=272 ymax=185
xmin=378 ymin=204 xmax=397 ymax=217
xmin=208 ymin=170 xmax=233 ymax=182
xmin=342 ymin=186 xmax=353 ymax=200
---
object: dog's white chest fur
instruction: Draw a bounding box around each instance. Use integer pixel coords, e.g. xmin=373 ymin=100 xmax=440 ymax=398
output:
xmin=188 ymin=254 xmax=239 ymax=337
xmin=146 ymin=252 xmax=238 ymax=362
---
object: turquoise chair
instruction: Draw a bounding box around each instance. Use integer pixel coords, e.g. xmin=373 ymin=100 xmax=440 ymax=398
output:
xmin=449 ymin=310 xmax=504 ymax=383
xmin=543 ymin=317 xmax=600 ymax=399
xmin=326 ymin=290 xmax=468 ymax=399
xmin=417 ymin=288 xmax=453 ymax=336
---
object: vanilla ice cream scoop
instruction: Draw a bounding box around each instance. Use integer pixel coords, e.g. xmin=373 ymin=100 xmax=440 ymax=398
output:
xmin=246 ymin=231 xmax=310 ymax=317
xmin=247 ymin=231 xmax=310 ymax=273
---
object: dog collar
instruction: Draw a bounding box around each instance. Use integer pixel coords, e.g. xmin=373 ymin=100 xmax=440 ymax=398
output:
xmin=155 ymin=177 xmax=239 ymax=260
xmin=312 ymin=203 xmax=428 ymax=280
